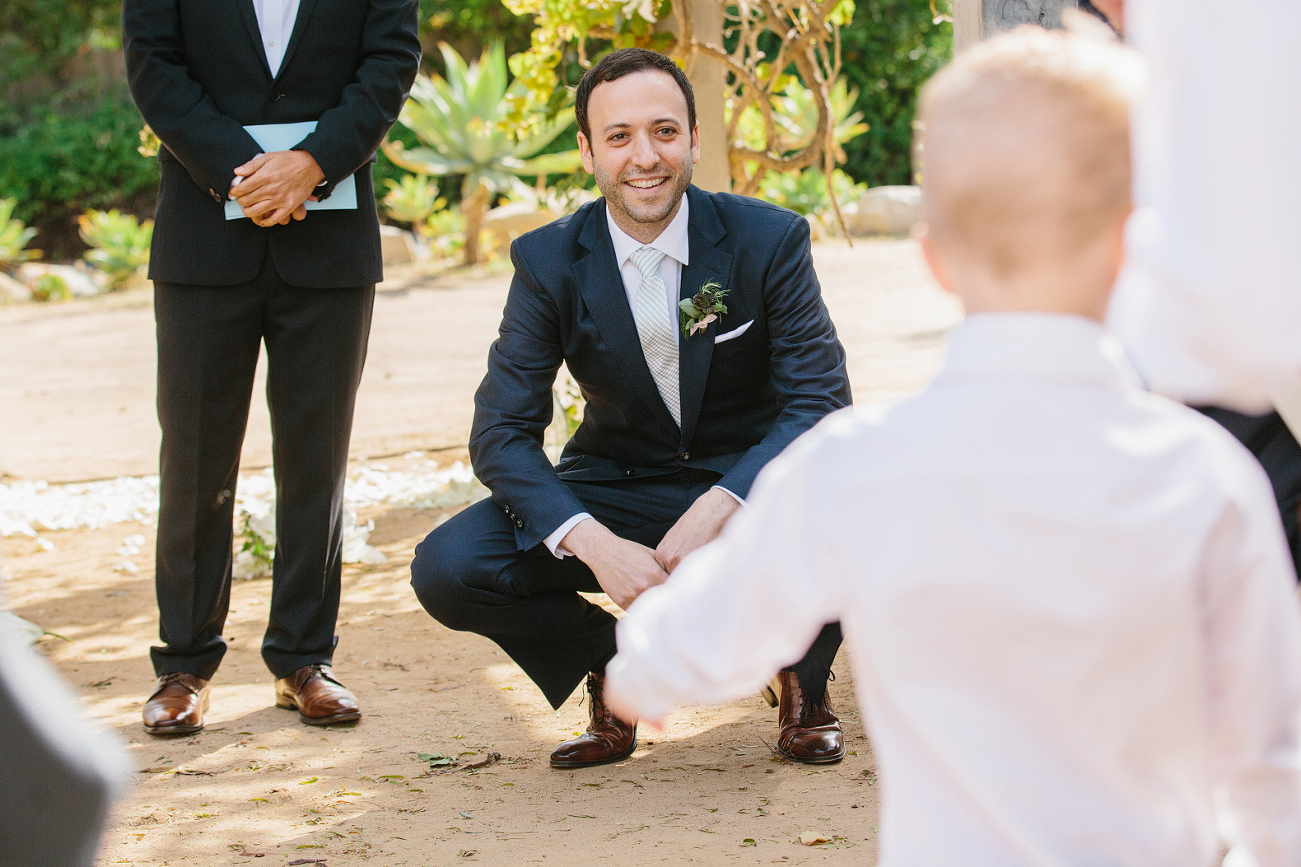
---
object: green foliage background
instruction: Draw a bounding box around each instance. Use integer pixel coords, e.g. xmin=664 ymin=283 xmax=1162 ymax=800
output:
xmin=840 ymin=0 xmax=952 ymax=187
xmin=1 ymin=0 xmax=948 ymax=259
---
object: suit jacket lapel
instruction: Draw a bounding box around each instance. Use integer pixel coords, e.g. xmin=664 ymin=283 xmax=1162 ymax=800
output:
xmin=274 ymin=0 xmax=321 ymax=83
xmin=571 ymin=201 xmax=680 ymax=430
xmin=677 ymin=186 xmax=731 ymax=448
xmin=235 ymin=0 xmax=274 ymax=80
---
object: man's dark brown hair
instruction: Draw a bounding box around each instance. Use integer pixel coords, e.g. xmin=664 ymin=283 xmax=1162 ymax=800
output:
xmin=574 ymin=48 xmax=696 ymax=141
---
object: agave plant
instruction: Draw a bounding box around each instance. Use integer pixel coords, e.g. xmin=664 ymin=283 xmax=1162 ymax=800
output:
xmin=79 ymin=209 xmax=153 ymax=290
xmin=382 ymin=173 xmax=447 ymax=240
xmin=0 ymin=198 xmax=40 ymax=268
xmin=383 ymin=43 xmax=583 ymax=265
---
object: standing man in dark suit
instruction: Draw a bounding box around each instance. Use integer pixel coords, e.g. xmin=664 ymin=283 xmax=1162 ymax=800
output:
xmin=411 ymin=48 xmax=852 ymax=768
xmin=123 ymin=0 xmax=420 ymax=735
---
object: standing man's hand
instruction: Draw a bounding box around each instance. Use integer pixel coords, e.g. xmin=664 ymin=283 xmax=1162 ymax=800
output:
xmin=561 ymin=519 xmax=669 ymax=610
xmin=654 ymin=487 xmax=740 ymax=574
xmin=230 ymin=150 xmax=324 ymax=227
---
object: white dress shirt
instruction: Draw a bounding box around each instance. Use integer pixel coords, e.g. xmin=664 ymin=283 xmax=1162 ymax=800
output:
xmin=544 ymin=199 xmax=743 ymax=557
xmin=252 ymin=0 xmax=301 ymax=76
xmin=1107 ymin=1 xmax=1301 ymax=413
xmin=609 ymin=314 xmax=1301 ymax=866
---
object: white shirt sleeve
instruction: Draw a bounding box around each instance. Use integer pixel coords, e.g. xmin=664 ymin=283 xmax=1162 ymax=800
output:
xmin=710 ymin=485 xmax=744 ymax=507
xmin=607 ymin=430 xmax=842 ymax=723
xmin=1108 ymin=0 xmax=1301 ymax=411
xmin=1201 ymin=464 xmax=1301 ymax=865
xmin=543 ymin=512 xmax=593 ymax=559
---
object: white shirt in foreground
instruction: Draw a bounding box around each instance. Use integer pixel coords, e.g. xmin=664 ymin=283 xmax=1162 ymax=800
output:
xmin=609 ymin=314 xmax=1301 ymax=866
xmin=1107 ymin=0 xmax=1301 ymax=412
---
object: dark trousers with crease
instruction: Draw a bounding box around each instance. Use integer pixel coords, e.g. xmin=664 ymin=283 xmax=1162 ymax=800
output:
xmin=151 ymin=256 xmax=374 ymax=681
xmin=410 ymin=468 xmax=842 ymax=710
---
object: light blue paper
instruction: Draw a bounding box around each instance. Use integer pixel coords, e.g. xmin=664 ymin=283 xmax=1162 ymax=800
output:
xmin=224 ymin=121 xmax=357 ymax=220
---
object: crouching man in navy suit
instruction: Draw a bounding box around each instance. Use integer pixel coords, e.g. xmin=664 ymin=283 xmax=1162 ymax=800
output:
xmin=411 ymin=48 xmax=852 ymax=768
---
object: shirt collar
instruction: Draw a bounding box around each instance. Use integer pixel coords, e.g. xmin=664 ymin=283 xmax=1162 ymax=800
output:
xmin=939 ymin=313 xmax=1144 ymax=390
xmin=605 ymin=195 xmax=691 ymax=269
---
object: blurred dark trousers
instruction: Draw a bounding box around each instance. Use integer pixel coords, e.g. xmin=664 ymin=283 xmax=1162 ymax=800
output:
xmin=1196 ymin=405 xmax=1301 ymax=580
xmin=150 ymin=255 xmax=374 ymax=680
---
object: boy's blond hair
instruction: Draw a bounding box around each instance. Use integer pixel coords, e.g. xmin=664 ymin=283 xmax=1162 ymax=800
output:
xmin=919 ymin=27 xmax=1141 ymax=277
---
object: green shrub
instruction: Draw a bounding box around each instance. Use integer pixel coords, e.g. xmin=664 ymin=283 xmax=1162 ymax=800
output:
xmin=31 ymin=273 xmax=70 ymax=302
xmin=758 ymin=167 xmax=867 ymax=227
xmin=78 ymin=209 xmax=152 ymax=290
xmin=0 ymin=198 xmax=41 ymax=267
xmin=0 ymin=87 xmax=158 ymax=258
xmin=839 ymin=0 xmax=952 ymax=187
xmin=382 ymin=174 xmax=447 ymax=238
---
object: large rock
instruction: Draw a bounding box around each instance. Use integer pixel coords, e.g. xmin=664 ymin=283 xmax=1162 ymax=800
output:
xmin=380 ymin=224 xmax=423 ymax=267
xmin=483 ymin=202 xmax=559 ymax=251
xmin=15 ymin=263 xmax=101 ymax=298
xmin=0 ymin=272 xmax=32 ymax=302
xmin=843 ymin=186 xmax=922 ymax=237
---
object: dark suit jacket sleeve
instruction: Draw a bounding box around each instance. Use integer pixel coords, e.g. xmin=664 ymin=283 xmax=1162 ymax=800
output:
xmin=469 ymin=242 xmax=589 ymax=551
xmin=293 ymin=0 xmax=420 ymax=199
xmin=123 ymin=0 xmax=262 ymax=202
xmin=717 ymin=214 xmax=851 ymax=498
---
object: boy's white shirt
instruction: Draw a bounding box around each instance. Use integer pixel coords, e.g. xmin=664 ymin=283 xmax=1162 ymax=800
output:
xmin=608 ymin=313 xmax=1301 ymax=867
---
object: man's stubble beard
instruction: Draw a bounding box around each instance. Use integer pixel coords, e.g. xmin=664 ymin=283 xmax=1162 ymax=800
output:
xmin=597 ymin=160 xmax=693 ymax=233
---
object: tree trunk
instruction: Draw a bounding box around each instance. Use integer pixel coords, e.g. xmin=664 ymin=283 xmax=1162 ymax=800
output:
xmin=461 ymin=182 xmax=490 ymax=267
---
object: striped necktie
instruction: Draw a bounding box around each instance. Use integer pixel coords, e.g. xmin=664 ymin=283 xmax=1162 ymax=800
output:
xmin=628 ymin=246 xmax=681 ymax=427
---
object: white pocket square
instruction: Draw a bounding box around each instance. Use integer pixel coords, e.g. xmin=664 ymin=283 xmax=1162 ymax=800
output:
xmin=713 ymin=320 xmax=754 ymax=344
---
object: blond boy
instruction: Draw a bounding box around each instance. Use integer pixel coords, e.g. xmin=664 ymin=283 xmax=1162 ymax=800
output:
xmin=606 ymin=28 xmax=1301 ymax=865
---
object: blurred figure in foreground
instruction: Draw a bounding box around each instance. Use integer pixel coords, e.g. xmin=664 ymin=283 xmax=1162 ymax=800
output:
xmin=607 ymin=28 xmax=1301 ymax=865
xmin=0 ymin=606 xmax=129 ymax=866
xmin=1088 ymin=0 xmax=1301 ymax=579
xmin=1106 ymin=0 xmax=1301 ymax=412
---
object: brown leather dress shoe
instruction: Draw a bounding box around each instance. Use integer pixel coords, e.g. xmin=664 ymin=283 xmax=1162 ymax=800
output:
xmin=776 ymin=669 xmax=845 ymax=764
xmin=550 ymin=672 xmax=637 ymax=769
xmin=274 ymin=663 xmax=361 ymax=726
xmin=142 ymin=672 xmax=210 ymax=737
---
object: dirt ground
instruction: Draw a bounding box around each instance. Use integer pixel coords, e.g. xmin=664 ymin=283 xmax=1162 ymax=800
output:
xmin=0 ymin=238 xmax=961 ymax=866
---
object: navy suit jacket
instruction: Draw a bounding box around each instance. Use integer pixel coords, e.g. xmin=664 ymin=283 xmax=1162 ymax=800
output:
xmin=123 ymin=0 xmax=420 ymax=288
xmin=470 ymin=186 xmax=853 ymax=551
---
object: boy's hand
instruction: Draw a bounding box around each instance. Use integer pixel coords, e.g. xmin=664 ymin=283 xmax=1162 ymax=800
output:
xmin=1090 ymin=0 xmax=1123 ymax=31
xmin=604 ymin=678 xmax=663 ymax=729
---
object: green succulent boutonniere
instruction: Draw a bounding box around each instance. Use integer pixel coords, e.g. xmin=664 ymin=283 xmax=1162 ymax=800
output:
xmin=679 ymin=280 xmax=729 ymax=338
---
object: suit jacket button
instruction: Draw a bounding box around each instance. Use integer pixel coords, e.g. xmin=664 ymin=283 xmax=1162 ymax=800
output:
xmin=623 ymin=469 xmax=633 ymax=477
xmin=271 ymin=91 xmax=286 ymax=101
xmin=210 ymin=189 xmax=220 ymax=202
xmin=680 ymin=451 xmax=690 ymax=460
xmin=515 ymin=519 xmax=523 ymax=527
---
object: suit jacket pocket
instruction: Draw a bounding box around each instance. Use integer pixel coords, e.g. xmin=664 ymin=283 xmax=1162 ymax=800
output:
xmin=714 ymin=319 xmax=754 ymax=344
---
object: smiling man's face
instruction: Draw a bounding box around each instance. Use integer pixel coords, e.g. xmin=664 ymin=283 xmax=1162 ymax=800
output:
xmin=577 ymin=68 xmax=700 ymax=244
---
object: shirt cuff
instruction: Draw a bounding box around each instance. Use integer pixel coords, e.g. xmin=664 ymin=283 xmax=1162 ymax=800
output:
xmin=544 ymin=512 xmax=593 ymax=558
xmin=711 ymin=485 xmax=745 ymax=507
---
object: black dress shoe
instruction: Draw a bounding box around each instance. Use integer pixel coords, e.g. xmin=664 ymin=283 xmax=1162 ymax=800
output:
xmin=776 ymin=669 xmax=845 ymax=764
xmin=550 ymin=673 xmax=637 ymax=769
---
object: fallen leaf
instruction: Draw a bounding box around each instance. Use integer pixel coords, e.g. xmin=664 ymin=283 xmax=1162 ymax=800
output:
xmin=417 ymin=752 xmax=456 ymax=768
xmin=799 ymin=832 xmax=830 ymax=846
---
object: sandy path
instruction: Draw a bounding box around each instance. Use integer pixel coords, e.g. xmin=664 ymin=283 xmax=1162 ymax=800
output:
xmin=0 ymin=238 xmax=959 ymax=866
